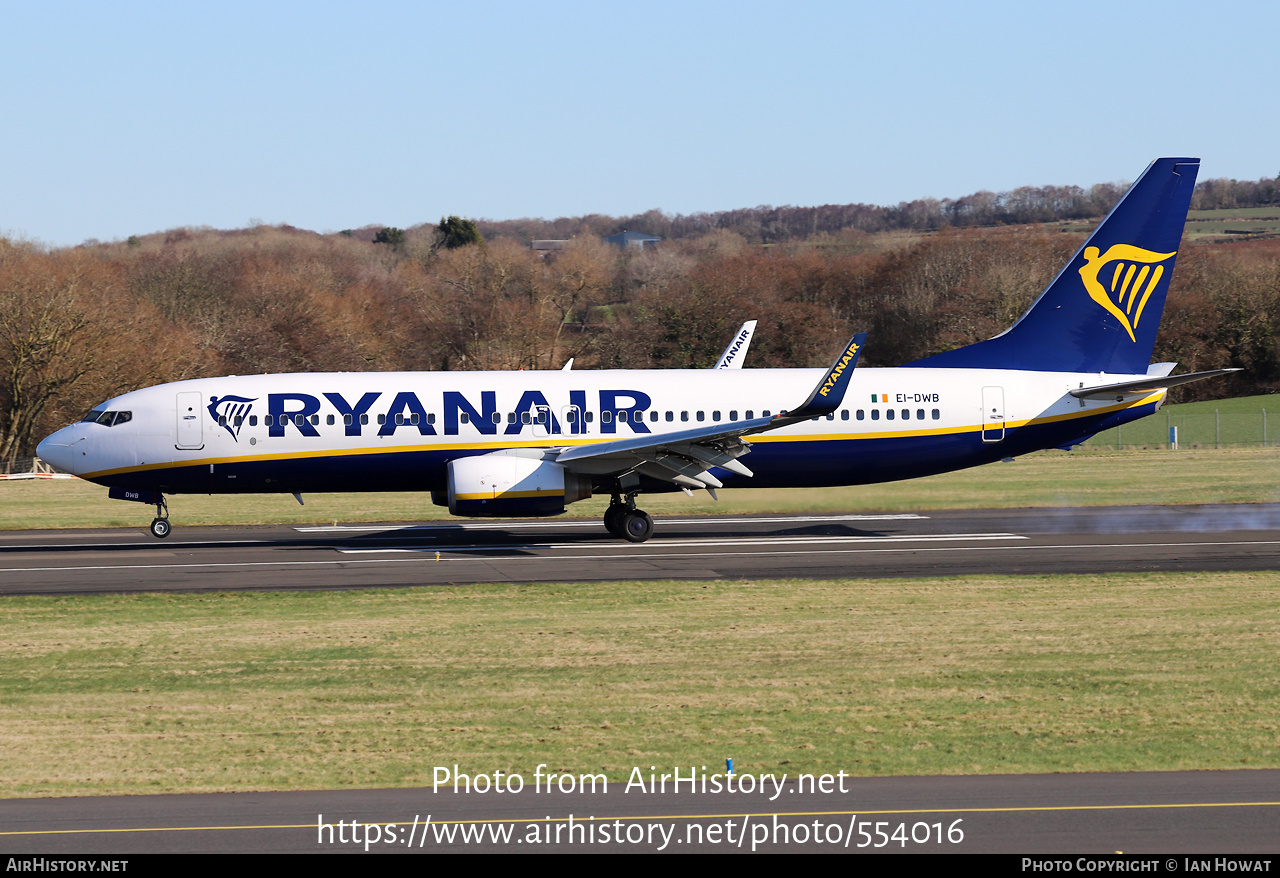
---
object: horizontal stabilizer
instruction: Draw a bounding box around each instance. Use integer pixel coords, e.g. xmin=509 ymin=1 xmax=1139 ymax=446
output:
xmin=1069 ymin=368 xmax=1240 ymax=400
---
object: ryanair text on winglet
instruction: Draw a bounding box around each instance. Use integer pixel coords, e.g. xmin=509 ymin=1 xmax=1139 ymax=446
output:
xmin=818 ymin=342 xmax=860 ymax=397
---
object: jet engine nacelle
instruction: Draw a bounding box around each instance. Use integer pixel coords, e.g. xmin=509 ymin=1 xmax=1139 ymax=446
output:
xmin=447 ymin=454 xmax=592 ymax=517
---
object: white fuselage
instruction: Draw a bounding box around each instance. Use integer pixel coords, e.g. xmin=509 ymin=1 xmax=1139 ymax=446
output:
xmin=38 ymin=365 xmax=1161 ymax=498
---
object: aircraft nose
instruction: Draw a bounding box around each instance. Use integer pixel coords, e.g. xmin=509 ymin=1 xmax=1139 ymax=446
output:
xmin=36 ymin=427 xmax=82 ymax=475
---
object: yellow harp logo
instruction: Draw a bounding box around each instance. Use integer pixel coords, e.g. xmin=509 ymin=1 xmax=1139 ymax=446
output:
xmin=1078 ymin=244 xmax=1176 ymax=342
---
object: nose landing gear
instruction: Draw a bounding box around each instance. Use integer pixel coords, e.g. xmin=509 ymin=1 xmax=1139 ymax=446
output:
xmin=107 ymin=487 xmax=173 ymax=538
xmin=150 ymin=495 xmax=171 ymax=539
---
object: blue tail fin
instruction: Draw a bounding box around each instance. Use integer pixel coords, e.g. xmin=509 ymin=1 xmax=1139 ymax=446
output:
xmin=906 ymin=157 xmax=1200 ymax=374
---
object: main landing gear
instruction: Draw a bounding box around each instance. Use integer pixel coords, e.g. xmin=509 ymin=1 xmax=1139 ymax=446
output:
xmin=150 ymin=495 xmax=171 ymax=539
xmin=603 ymin=493 xmax=653 ymax=543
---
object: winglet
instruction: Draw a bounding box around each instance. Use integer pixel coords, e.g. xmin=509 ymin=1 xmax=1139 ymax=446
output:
xmin=777 ymin=332 xmax=866 ymax=423
xmin=714 ymin=320 xmax=757 ymax=369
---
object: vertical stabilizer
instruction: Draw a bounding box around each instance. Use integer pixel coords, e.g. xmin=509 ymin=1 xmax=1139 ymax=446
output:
xmin=906 ymin=157 xmax=1200 ymax=374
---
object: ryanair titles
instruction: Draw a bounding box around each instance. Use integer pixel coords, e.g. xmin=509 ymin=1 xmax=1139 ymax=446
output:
xmin=817 ymin=341 xmax=860 ymax=398
xmin=243 ymin=388 xmax=654 ymax=439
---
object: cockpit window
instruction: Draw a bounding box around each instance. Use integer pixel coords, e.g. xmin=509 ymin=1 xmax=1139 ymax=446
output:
xmin=80 ymin=410 xmax=132 ymax=427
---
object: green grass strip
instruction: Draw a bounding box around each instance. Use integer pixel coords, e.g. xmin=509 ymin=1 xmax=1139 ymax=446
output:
xmin=3 ymin=572 xmax=1278 ymax=798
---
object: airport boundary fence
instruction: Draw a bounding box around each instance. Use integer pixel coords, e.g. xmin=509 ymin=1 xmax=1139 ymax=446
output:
xmin=1084 ymin=410 xmax=1273 ymax=450
xmin=0 ymin=457 xmax=71 ymax=479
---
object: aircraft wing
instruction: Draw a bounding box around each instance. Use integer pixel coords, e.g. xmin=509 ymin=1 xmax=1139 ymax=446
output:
xmin=553 ymin=333 xmax=866 ymax=490
xmin=1069 ymin=368 xmax=1240 ymax=400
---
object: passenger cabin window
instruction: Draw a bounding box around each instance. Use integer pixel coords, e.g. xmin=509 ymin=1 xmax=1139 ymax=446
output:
xmin=856 ymin=410 xmax=864 ymax=420
xmin=649 ymin=410 xmax=658 ymax=422
xmin=680 ymin=411 xmax=689 ymax=422
xmin=916 ymin=409 xmax=925 ymax=420
xmin=460 ymin=413 xmax=470 ymax=424
xmin=665 ymin=411 xmax=673 ymax=422
xmin=932 ymin=409 xmax=940 ymax=419
xmin=602 ymin=411 xmax=613 ymax=424
xmin=250 ymin=415 xmax=258 ymax=426
xmin=871 ymin=410 xmax=880 ymax=421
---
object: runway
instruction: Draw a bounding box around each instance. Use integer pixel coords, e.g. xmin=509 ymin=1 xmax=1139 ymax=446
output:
xmin=3 ymin=769 xmax=1278 ymax=853
xmin=2 ymin=504 xmax=1279 ymax=595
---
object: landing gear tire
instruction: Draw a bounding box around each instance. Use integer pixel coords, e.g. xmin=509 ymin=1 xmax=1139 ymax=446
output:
xmin=604 ymin=504 xmax=627 ymax=537
xmin=148 ymin=495 xmax=171 ymax=539
xmin=620 ymin=509 xmax=654 ymax=543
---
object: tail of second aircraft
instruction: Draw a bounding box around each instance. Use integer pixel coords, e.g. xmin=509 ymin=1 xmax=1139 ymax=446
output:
xmin=906 ymin=157 xmax=1200 ymax=375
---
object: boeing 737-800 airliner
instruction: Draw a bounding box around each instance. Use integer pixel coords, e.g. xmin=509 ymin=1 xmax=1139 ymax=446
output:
xmin=37 ymin=158 xmax=1234 ymax=541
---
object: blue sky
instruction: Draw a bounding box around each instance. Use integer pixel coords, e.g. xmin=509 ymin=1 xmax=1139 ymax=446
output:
xmin=3 ymin=1 xmax=1276 ymax=246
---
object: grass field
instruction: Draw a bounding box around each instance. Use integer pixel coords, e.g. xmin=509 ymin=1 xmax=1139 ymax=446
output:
xmin=3 ymin=572 xmax=1278 ymax=798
